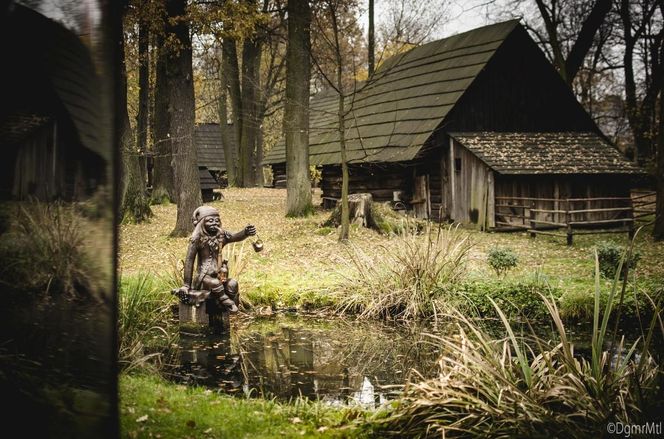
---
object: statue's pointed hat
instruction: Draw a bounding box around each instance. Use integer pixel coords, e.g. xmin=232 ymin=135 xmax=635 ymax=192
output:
xmin=192 ymin=205 xmax=219 ymax=225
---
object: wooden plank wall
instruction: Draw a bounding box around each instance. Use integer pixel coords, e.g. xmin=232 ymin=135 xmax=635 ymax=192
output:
xmin=448 ymin=138 xmax=493 ymax=229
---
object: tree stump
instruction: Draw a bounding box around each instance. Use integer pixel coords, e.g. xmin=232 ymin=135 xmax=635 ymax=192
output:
xmin=323 ymin=193 xmax=375 ymax=228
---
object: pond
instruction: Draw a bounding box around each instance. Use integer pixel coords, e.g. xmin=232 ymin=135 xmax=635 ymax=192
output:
xmin=171 ymin=313 xmax=444 ymax=407
xmin=170 ymin=311 xmax=656 ymax=407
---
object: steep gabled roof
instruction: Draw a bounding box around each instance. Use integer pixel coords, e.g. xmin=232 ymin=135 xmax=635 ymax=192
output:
xmin=195 ymin=123 xmax=231 ymax=171
xmin=449 ymin=132 xmax=643 ymax=174
xmin=263 ymin=20 xmax=520 ymax=165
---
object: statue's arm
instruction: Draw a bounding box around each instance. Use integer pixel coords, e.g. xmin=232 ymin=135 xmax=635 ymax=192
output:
xmin=226 ymin=224 xmax=256 ymax=243
xmin=182 ymin=241 xmax=197 ymax=289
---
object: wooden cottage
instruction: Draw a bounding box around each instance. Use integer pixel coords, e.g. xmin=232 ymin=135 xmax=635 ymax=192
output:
xmin=0 ymin=4 xmax=108 ymax=202
xmin=263 ymin=20 xmax=643 ymax=231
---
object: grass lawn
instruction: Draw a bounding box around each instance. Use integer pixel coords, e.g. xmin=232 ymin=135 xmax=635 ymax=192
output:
xmin=120 ymin=374 xmax=366 ymax=439
xmin=120 ymin=188 xmax=664 ymax=314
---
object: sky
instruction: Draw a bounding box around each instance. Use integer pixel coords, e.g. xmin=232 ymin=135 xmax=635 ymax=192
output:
xmin=358 ymin=0 xmax=515 ymax=40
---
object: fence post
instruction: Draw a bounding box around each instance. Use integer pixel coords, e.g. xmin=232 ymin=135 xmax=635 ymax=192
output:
xmin=529 ymin=203 xmax=536 ymax=238
xmin=566 ymin=200 xmax=573 ymax=245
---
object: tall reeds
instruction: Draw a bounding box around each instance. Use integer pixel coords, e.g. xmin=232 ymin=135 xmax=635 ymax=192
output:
xmin=118 ymin=273 xmax=178 ymax=373
xmin=0 ymin=200 xmax=101 ymax=296
xmin=377 ymin=244 xmax=662 ymax=438
xmin=335 ymin=222 xmax=473 ymax=321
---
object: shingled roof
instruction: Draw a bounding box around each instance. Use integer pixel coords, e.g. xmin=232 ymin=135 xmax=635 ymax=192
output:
xmin=263 ymin=20 xmax=520 ymax=165
xmin=195 ymin=123 xmax=229 ymax=171
xmin=2 ymin=5 xmax=107 ymax=160
xmin=449 ymin=132 xmax=642 ymax=174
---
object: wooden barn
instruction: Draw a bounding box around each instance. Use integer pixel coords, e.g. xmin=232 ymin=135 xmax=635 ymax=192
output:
xmin=262 ymin=20 xmax=643 ymax=233
xmin=0 ymin=4 xmax=109 ymax=202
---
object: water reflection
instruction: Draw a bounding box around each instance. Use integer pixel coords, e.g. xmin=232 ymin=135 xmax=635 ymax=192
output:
xmin=173 ymin=314 xmax=442 ymax=406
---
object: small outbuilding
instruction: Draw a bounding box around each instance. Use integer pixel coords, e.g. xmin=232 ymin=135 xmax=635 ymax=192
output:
xmin=194 ymin=123 xmax=233 ymax=202
xmin=263 ymin=20 xmax=643 ymax=231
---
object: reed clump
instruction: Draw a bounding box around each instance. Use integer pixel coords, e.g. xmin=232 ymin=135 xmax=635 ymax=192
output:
xmin=118 ymin=273 xmax=178 ymax=373
xmin=0 ymin=200 xmax=102 ymax=296
xmin=335 ymin=222 xmax=473 ymax=321
xmin=377 ymin=249 xmax=662 ymax=438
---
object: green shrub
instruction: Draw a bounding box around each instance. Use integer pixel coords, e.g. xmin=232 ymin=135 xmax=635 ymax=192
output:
xmin=595 ymin=240 xmax=640 ymax=279
xmin=486 ymin=246 xmax=518 ymax=277
xmin=458 ymin=276 xmax=559 ymax=319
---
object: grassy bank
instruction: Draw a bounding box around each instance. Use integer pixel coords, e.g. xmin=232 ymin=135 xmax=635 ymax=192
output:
xmin=120 ymin=374 xmax=365 ymax=438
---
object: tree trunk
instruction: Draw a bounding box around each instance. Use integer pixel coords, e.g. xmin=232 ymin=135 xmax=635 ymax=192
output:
xmin=222 ymin=37 xmax=242 ymax=183
xmin=153 ymin=35 xmax=175 ymax=201
xmin=655 ymin=43 xmax=664 ymax=241
xmin=368 ymin=0 xmax=374 ymax=77
xmin=239 ymin=35 xmax=261 ymax=187
xmin=284 ymin=0 xmax=313 ymax=216
xmin=166 ymin=0 xmax=201 ymax=236
xmin=217 ymin=47 xmax=237 ymax=187
xmin=137 ymin=19 xmax=149 ymax=187
xmin=329 ymin=3 xmax=349 ymax=240
xmin=564 ymin=0 xmax=612 ymax=85
xmin=117 ymin=6 xmax=151 ymax=223
xmin=255 ymin=123 xmax=264 ymax=186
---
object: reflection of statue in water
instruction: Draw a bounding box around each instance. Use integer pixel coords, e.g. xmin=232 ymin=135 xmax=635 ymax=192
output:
xmin=177 ymin=206 xmax=256 ymax=313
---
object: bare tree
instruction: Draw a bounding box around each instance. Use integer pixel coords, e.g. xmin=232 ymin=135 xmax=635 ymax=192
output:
xmin=118 ymin=2 xmax=152 ymax=222
xmin=619 ymin=0 xmax=664 ymax=166
xmin=285 ymin=0 xmax=314 ymax=216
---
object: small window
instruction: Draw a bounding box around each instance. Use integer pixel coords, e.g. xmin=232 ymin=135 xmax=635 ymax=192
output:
xmin=454 ymin=158 xmax=462 ymax=173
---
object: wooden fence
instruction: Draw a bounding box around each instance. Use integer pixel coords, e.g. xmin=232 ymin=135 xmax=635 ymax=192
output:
xmin=494 ymin=195 xmax=635 ymax=245
xmin=631 ymin=190 xmax=657 ymax=225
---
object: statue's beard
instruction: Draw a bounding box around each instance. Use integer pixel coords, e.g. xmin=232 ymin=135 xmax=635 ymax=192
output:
xmin=201 ymin=226 xmax=222 ymax=252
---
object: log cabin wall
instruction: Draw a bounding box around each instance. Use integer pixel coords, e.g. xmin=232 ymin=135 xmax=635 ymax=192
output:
xmin=271 ymin=163 xmax=287 ymax=188
xmin=320 ymin=163 xmax=413 ymax=207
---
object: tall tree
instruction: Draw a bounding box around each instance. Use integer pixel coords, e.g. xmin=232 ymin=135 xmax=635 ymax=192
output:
xmin=164 ymin=0 xmax=202 ymax=236
xmin=217 ymin=47 xmax=238 ymax=186
xmin=118 ymin=3 xmax=152 ymax=222
xmin=284 ymin=0 xmax=313 ymax=216
xmin=137 ymin=12 xmax=149 ymax=186
xmin=655 ymin=67 xmax=664 ymax=240
xmin=368 ymin=0 xmax=375 ymax=76
xmin=329 ymin=0 xmax=350 ymax=240
xmin=152 ymin=32 xmax=175 ymax=202
xmin=239 ymin=23 xmax=261 ymax=187
xmin=619 ymin=0 xmax=664 ymax=166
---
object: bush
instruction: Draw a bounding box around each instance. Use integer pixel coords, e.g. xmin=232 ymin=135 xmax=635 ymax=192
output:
xmin=595 ymin=240 xmax=640 ymax=279
xmin=458 ymin=276 xmax=560 ymax=319
xmin=486 ymin=246 xmax=518 ymax=277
